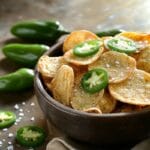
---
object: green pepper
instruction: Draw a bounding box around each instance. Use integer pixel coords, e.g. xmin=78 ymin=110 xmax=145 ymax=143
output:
xmin=0 ymin=68 xmax=34 ymax=92
xmin=73 ymin=40 xmax=102 ymax=57
xmin=16 ymin=126 xmax=46 ymax=148
xmin=11 ymin=20 xmax=69 ymax=43
xmin=96 ymin=29 xmax=123 ymax=37
xmin=0 ymin=111 xmax=16 ymax=129
xmin=81 ymin=68 xmax=108 ymax=94
xmin=106 ymin=37 xmax=137 ymax=54
xmin=2 ymin=43 xmax=49 ymax=67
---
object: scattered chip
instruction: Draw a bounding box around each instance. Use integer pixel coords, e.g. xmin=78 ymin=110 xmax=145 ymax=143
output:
xmin=137 ymin=47 xmax=150 ymax=73
xmin=50 ymin=65 xmax=74 ymax=106
xmin=37 ymin=55 xmax=66 ymax=78
xmin=88 ymin=51 xmax=136 ymax=83
xmin=109 ymin=69 xmax=150 ymax=105
xmin=98 ymin=90 xmax=117 ymax=113
xmin=71 ymin=71 xmax=104 ymax=111
xmin=64 ymin=46 xmax=104 ymax=65
xmin=63 ymin=30 xmax=98 ymax=53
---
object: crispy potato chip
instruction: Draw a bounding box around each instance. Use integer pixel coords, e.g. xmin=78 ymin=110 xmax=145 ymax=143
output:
xmin=88 ymin=51 xmax=136 ymax=83
xmin=63 ymin=30 xmax=98 ymax=53
xmin=98 ymin=90 xmax=117 ymax=113
xmin=119 ymin=32 xmax=150 ymax=50
xmin=137 ymin=47 xmax=150 ymax=73
xmin=119 ymin=32 xmax=150 ymax=43
xmin=71 ymin=71 xmax=104 ymax=111
xmin=50 ymin=65 xmax=74 ymax=106
xmin=83 ymin=107 xmax=102 ymax=114
xmin=64 ymin=46 xmax=104 ymax=65
xmin=37 ymin=55 xmax=66 ymax=78
xmin=109 ymin=69 xmax=150 ymax=105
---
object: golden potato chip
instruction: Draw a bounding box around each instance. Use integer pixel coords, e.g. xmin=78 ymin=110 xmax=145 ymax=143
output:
xmin=64 ymin=46 xmax=104 ymax=65
xmin=119 ymin=32 xmax=150 ymax=43
xmin=137 ymin=47 xmax=150 ymax=73
xmin=119 ymin=32 xmax=150 ymax=50
xmin=88 ymin=51 xmax=136 ymax=83
xmin=71 ymin=71 xmax=104 ymax=111
xmin=50 ymin=65 xmax=74 ymax=106
xmin=98 ymin=90 xmax=117 ymax=113
xmin=83 ymin=107 xmax=102 ymax=114
xmin=37 ymin=55 xmax=66 ymax=78
xmin=63 ymin=30 xmax=98 ymax=53
xmin=109 ymin=69 xmax=150 ymax=105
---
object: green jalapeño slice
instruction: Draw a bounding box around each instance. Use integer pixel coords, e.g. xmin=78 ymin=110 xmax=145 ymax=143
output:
xmin=0 ymin=111 xmax=16 ymax=129
xmin=106 ymin=37 xmax=137 ymax=54
xmin=16 ymin=126 xmax=46 ymax=148
xmin=81 ymin=68 xmax=108 ymax=94
xmin=73 ymin=40 xmax=102 ymax=57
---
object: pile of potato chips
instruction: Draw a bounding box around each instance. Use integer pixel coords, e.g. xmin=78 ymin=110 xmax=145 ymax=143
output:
xmin=37 ymin=30 xmax=150 ymax=114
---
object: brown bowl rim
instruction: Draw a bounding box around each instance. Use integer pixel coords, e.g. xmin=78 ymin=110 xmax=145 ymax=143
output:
xmin=34 ymin=40 xmax=150 ymax=119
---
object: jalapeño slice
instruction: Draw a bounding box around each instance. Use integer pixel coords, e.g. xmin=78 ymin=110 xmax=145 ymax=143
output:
xmin=16 ymin=126 xmax=46 ymax=148
xmin=73 ymin=40 xmax=102 ymax=57
xmin=81 ymin=68 xmax=108 ymax=94
xmin=106 ymin=37 xmax=137 ymax=54
xmin=0 ymin=111 xmax=16 ymax=129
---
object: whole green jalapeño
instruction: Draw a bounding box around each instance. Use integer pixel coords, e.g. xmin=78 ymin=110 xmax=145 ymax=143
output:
xmin=73 ymin=40 xmax=102 ymax=57
xmin=106 ymin=37 xmax=137 ymax=54
xmin=81 ymin=68 xmax=108 ymax=94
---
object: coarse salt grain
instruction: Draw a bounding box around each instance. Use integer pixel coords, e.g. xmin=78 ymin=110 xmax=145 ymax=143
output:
xmin=30 ymin=117 xmax=35 ymax=121
xmin=7 ymin=145 xmax=14 ymax=150
xmin=19 ymin=109 xmax=23 ymax=112
xmin=8 ymin=133 xmax=14 ymax=138
xmin=22 ymin=102 xmax=26 ymax=105
xmin=2 ymin=139 xmax=6 ymax=142
xmin=3 ymin=128 xmax=8 ymax=132
xmin=8 ymin=142 xmax=12 ymax=145
xmin=14 ymin=104 xmax=19 ymax=110
xmin=0 ymin=141 xmax=3 ymax=145
xmin=19 ymin=113 xmax=24 ymax=117
xmin=30 ymin=102 xmax=35 ymax=106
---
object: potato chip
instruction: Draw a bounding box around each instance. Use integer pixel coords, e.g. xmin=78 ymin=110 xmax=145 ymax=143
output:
xmin=63 ymin=30 xmax=98 ymax=53
xmin=109 ymin=69 xmax=150 ymax=105
xmin=137 ymin=47 xmax=150 ymax=73
xmin=83 ymin=107 xmax=102 ymax=114
xmin=50 ymin=65 xmax=74 ymax=106
xmin=119 ymin=32 xmax=150 ymax=43
xmin=98 ymin=90 xmax=117 ymax=113
xmin=64 ymin=46 xmax=104 ymax=65
xmin=119 ymin=32 xmax=150 ymax=50
xmin=37 ymin=55 xmax=66 ymax=78
xmin=88 ymin=51 xmax=136 ymax=83
xmin=71 ymin=71 xmax=104 ymax=111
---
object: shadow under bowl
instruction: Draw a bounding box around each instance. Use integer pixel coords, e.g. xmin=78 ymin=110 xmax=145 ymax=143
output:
xmin=34 ymin=40 xmax=150 ymax=146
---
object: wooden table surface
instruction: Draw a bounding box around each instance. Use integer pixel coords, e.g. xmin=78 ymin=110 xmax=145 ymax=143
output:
xmin=0 ymin=0 xmax=150 ymax=149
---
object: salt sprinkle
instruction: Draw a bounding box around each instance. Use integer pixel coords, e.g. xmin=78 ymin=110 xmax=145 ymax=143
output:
xmin=22 ymin=102 xmax=26 ymax=105
xmin=8 ymin=142 xmax=12 ymax=145
xmin=115 ymin=60 xmax=120 ymax=65
xmin=14 ymin=122 xmax=18 ymax=125
xmin=0 ymin=141 xmax=3 ymax=145
xmin=2 ymin=139 xmax=6 ymax=142
xmin=19 ymin=109 xmax=23 ymax=112
xmin=106 ymin=64 xmax=110 ymax=68
xmin=30 ymin=117 xmax=35 ymax=121
xmin=8 ymin=133 xmax=14 ymax=138
xmin=27 ymin=110 xmax=30 ymax=113
xmin=19 ymin=113 xmax=24 ymax=117
xmin=7 ymin=145 xmax=14 ymax=150
xmin=30 ymin=102 xmax=35 ymax=106
xmin=16 ymin=119 xmax=21 ymax=123
xmin=14 ymin=104 xmax=19 ymax=110
xmin=3 ymin=128 xmax=8 ymax=132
